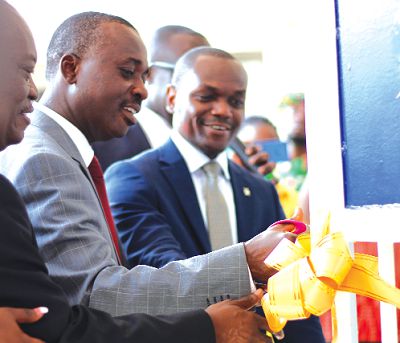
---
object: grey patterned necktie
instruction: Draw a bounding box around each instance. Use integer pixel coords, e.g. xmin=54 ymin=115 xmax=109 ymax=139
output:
xmin=202 ymin=161 xmax=233 ymax=250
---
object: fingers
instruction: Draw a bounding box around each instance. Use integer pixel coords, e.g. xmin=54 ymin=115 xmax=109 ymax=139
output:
xmin=290 ymin=207 xmax=304 ymax=222
xmin=12 ymin=307 xmax=48 ymax=324
xmin=254 ymin=312 xmax=269 ymax=332
xmin=244 ymin=144 xmax=259 ymax=156
xmin=248 ymin=151 xmax=274 ymax=172
xmin=0 ymin=307 xmax=46 ymax=343
xmin=284 ymin=231 xmax=298 ymax=243
xmin=256 ymin=161 xmax=276 ymax=177
xmin=231 ymin=289 xmax=264 ymax=310
xmin=250 ymin=331 xmax=272 ymax=343
xmin=251 ymin=314 xmax=273 ymax=343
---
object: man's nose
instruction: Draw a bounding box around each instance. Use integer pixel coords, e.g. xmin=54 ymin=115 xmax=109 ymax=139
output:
xmin=29 ymin=75 xmax=38 ymax=101
xmin=130 ymin=78 xmax=148 ymax=101
xmin=211 ymin=99 xmax=232 ymax=116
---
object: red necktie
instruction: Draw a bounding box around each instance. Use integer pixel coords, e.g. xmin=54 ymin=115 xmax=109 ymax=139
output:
xmin=88 ymin=156 xmax=122 ymax=263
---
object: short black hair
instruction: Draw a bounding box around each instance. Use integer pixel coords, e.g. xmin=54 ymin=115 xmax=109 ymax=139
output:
xmin=46 ymin=11 xmax=136 ymax=80
xmin=171 ymin=46 xmax=237 ymax=86
xmin=242 ymin=116 xmax=277 ymax=132
xmin=150 ymin=25 xmax=208 ymax=63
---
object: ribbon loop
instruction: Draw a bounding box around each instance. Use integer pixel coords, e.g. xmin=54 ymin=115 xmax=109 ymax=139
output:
xmin=261 ymin=216 xmax=400 ymax=340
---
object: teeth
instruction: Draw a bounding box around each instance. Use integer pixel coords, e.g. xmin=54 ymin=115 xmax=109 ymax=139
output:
xmin=211 ymin=125 xmax=226 ymax=131
xmin=124 ymin=107 xmax=137 ymax=116
xmin=124 ymin=107 xmax=137 ymax=118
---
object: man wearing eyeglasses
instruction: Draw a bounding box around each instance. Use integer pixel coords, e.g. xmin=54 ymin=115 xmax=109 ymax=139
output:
xmin=92 ymin=25 xmax=209 ymax=171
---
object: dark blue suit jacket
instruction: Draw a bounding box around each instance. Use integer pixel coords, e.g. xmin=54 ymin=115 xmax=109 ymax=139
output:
xmin=105 ymin=139 xmax=325 ymax=343
xmin=92 ymin=122 xmax=151 ymax=171
xmin=105 ymin=139 xmax=285 ymax=267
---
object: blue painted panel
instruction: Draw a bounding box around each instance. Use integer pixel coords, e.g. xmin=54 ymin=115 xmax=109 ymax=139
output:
xmin=336 ymin=0 xmax=400 ymax=206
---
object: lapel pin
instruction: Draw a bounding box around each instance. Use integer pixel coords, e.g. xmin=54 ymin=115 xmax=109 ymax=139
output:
xmin=243 ymin=187 xmax=251 ymax=197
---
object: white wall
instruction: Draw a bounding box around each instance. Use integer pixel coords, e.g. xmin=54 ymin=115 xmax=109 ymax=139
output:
xmin=8 ymin=0 xmax=314 ymax=133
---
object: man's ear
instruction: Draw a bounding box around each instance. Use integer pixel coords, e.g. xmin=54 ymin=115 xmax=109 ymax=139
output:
xmin=60 ymin=54 xmax=80 ymax=84
xmin=165 ymin=84 xmax=176 ymax=114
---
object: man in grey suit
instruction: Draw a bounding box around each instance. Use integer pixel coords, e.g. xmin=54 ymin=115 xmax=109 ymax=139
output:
xmin=0 ymin=11 xmax=297 ymax=340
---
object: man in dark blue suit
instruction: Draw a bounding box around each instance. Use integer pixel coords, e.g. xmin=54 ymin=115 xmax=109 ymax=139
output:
xmin=105 ymin=47 xmax=325 ymax=343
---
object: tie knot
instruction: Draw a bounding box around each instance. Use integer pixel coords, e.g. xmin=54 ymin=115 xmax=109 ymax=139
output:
xmin=203 ymin=161 xmax=221 ymax=179
xmin=88 ymin=155 xmax=103 ymax=179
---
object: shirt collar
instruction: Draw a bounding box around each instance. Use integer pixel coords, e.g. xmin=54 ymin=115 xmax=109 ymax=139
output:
xmin=33 ymin=101 xmax=94 ymax=167
xmin=170 ymin=130 xmax=230 ymax=180
xmin=135 ymin=106 xmax=171 ymax=148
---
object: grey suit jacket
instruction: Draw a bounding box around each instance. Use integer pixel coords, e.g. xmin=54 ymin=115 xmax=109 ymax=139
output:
xmin=0 ymin=110 xmax=251 ymax=316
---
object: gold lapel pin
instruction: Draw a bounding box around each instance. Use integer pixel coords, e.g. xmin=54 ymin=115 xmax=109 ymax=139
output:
xmin=243 ymin=187 xmax=251 ymax=197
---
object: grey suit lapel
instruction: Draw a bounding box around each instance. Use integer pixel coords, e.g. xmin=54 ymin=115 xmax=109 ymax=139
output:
xmin=30 ymin=110 xmax=87 ymax=166
xmin=159 ymin=140 xmax=212 ymax=253
xmin=31 ymin=111 xmax=97 ymax=194
xmin=30 ymin=110 xmax=123 ymax=263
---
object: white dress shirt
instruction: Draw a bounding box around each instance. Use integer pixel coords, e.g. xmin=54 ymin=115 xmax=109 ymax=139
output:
xmin=171 ymin=130 xmax=238 ymax=244
xmin=135 ymin=106 xmax=171 ymax=149
xmin=33 ymin=102 xmax=93 ymax=167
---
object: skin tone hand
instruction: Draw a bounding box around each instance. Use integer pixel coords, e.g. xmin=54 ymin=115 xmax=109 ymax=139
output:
xmin=0 ymin=307 xmax=47 ymax=343
xmin=205 ymin=289 xmax=273 ymax=343
xmin=245 ymin=144 xmax=276 ymax=177
xmin=244 ymin=208 xmax=304 ymax=283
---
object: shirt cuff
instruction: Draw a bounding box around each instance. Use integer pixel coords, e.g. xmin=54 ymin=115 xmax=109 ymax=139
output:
xmin=248 ymin=266 xmax=257 ymax=292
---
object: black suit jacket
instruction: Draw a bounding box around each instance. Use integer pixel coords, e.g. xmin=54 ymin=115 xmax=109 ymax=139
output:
xmin=92 ymin=123 xmax=151 ymax=171
xmin=0 ymin=174 xmax=214 ymax=343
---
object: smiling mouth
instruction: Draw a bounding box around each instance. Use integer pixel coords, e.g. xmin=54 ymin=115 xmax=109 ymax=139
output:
xmin=203 ymin=122 xmax=232 ymax=132
xmin=123 ymin=106 xmax=138 ymax=125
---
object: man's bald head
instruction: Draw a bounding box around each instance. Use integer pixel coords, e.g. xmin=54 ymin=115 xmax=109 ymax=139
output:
xmin=0 ymin=0 xmax=37 ymax=151
xmin=149 ymin=25 xmax=209 ymax=64
xmin=145 ymin=26 xmax=210 ymax=123
xmin=0 ymin=1 xmax=35 ymax=68
xmin=171 ymin=46 xmax=239 ymax=86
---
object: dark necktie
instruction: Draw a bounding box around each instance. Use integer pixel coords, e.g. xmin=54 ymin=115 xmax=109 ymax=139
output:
xmin=88 ymin=155 xmax=122 ymax=263
xmin=202 ymin=161 xmax=233 ymax=250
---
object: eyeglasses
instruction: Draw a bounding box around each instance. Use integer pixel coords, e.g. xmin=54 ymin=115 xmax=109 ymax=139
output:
xmin=150 ymin=61 xmax=175 ymax=71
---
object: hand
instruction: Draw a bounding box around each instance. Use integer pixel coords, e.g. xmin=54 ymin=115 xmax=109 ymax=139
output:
xmin=205 ymin=289 xmax=272 ymax=343
xmin=244 ymin=208 xmax=304 ymax=283
xmin=0 ymin=307 xmax=47 ymax=343
xmin=245 ymin=144 xmax=276 ymax=177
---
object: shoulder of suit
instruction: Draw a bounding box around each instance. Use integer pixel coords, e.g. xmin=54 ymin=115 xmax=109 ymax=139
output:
xmin=106 ymin=147 xmax=161 ymax=177
xmin=229 ymin=161 xmax=274 ymax=186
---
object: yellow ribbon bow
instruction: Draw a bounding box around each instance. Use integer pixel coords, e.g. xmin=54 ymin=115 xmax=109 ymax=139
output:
xmin=261 ymin=214 xmax=400 ymax=338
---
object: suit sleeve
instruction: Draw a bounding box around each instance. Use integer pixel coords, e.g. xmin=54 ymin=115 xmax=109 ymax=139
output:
xmin=1 ymin=148 xmax=251 ymax=317
xmin=0 ymin=175 xmax=216 ymax=343
xmin=105 ymin=159 xmax=188 ymax=268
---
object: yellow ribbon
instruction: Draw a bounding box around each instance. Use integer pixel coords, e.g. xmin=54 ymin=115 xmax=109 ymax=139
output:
xmin=261 ymin=214 xmax=400 ymax=338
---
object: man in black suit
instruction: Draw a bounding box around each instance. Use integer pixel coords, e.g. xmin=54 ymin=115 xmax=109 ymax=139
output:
xmin=0 ymin=2 xmax=271 ymax=342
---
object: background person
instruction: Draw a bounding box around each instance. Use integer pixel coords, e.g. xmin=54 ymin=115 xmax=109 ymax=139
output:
xmin=236 ymin=116 xmax=299 ymax=218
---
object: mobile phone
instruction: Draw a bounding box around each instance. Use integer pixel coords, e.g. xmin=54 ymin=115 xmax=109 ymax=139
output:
xmin=256 ymin=140 xmax=289 ymax=162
